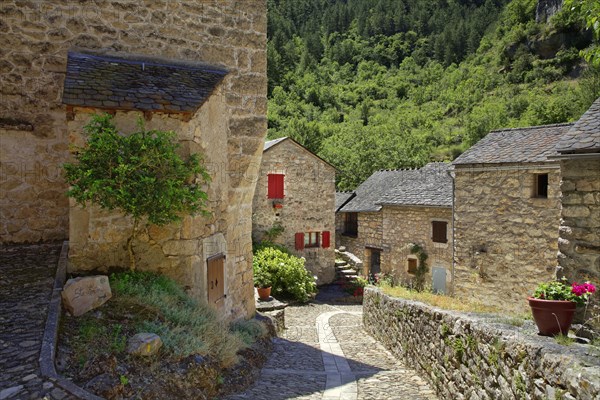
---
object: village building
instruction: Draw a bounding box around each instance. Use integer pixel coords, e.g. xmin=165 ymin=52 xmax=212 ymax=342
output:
xmin=0 ymin=1 xmax=268 ymax=320
xmin=553 ymin=97 xmax=600 ymax=329
xmin=451 ymin=123 xmax=571 ymax=313
xmin=252 ymin=137 xmax=336 ymax=285
xmin=336 ymin=163 xmax=453 ymax=292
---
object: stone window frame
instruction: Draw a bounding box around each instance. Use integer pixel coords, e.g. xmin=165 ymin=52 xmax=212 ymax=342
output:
xmin=532 ymin=173 xmax=549 ymax=199
xmin=407 ymin=256 xmax=418 ymax=275
xmin=431 ymin=219 xmax=449 ymax=249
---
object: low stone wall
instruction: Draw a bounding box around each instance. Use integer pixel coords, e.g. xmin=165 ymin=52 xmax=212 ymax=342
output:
xmin=363 ymin=287 xmax=600 ymax=400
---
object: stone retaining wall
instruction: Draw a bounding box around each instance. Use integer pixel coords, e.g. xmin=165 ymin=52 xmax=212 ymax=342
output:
xmin=363 ymin=287 xmax=600 ymax=400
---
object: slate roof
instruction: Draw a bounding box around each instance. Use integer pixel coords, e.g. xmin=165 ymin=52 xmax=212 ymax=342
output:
xmin=452 ymin=123 xmax=573 ymax=165
xmin=335 ymin=192 xmax=355 ymax=212
xmin=378 ymin=163 xmax=453 ymax=207
xmin=556 ymin=97 xmax=600 ymax=154
xmin=339 ymin=163 xmax=452 ymax=212
xmin=262 ymin=137 xmax=337 ymax=170
xmin=264 ymin=137 xmax=288 ymax=151
xmin=62 ymin=51 xmax=228 ymax=113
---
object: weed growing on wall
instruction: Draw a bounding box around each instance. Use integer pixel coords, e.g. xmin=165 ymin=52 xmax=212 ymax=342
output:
xmin=64 ymin=113 xmax=210 ymax=269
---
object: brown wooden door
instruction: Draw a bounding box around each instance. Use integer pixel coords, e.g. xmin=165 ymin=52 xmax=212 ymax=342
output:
xmin=207 ymin=255 xmax=225 ymax=306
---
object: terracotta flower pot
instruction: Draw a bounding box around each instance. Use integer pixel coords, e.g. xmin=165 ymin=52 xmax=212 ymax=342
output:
xmin=528 ymin=297 xmax=576 ymax=336
xmin=257 ymin=286 xmax=272 ymax=301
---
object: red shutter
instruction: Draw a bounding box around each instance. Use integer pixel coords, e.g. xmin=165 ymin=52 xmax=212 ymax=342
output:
xmin=295 ymin=232 xmax=304 ymax=250
xmin=268 ymin=174 xmax=284 ymax=199
xmin=321 ymin=231 xmax=330 ymax=248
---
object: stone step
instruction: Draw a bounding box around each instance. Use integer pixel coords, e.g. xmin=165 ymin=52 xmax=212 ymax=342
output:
xmin=335 ymin=260 xmax=347 ymax=267
xmin=338 ymin=268 xmax=357 ymax=276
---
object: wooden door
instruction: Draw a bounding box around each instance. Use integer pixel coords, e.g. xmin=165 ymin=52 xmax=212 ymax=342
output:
xmin=207 ymin=254 xmax=225 ymax=306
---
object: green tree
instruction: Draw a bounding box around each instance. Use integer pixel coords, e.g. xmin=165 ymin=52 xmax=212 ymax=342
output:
xmin=64 ymin=114 xmax=210 ymax=270
xmin=564 ymin=0 xmax=600 ymax=67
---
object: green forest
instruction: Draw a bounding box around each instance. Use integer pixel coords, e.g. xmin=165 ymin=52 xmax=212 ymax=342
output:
xmin=266 ymin=0 xmax=600 ymax=189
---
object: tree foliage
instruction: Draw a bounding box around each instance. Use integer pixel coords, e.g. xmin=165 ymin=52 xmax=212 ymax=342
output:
xmin=267 ymin=0 xmax=599 ymax=190
xmin=64 ymin=114 xmax=210 ymax=269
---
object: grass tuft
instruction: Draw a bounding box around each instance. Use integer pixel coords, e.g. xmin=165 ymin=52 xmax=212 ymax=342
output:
xmin=380 ymin=285 xmax=499 ymax=313
xmin=109 ymin=271 xmax=260 ymax=367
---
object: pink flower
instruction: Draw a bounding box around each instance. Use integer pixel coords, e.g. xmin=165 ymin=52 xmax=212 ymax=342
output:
xmin=583 ymin=282 xmax=596 ymax=294
xmin=572 ymin=283 xmax=586 ymax=296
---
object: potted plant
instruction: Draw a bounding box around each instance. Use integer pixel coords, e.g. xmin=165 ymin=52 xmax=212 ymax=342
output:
xmin=253 ymin=266 xmax=273 ymax=301
xmin=528 ymin=278 xmax=596 ymax=336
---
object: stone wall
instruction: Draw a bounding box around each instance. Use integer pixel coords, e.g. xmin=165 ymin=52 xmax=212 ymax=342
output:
xmin=252 ymin=139 xmax=336 ymax=285
xmin=558 ymin=157 xmax=600 ymax=330
xmin=382 ymin=206 xmax=452 ymax=292
xmin=453 ymin=164 xmax=561 ymax=313
xmin=1 ymin=0 xmax=267 ymax=321
xmin=363 ymin=287 xmax=600 ymax=400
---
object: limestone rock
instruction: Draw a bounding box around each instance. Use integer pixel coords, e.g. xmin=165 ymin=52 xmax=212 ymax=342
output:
xmin=61 ymin=275 xmax=112 ymax=317
xmin=126 ymin=333 xmax=162 ymax=356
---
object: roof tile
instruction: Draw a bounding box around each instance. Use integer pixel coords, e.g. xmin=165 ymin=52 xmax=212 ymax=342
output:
xmin=62 ymin=51 xmax=228 ymax=114
xmin=556 ymin=97 xmax=600 ymax=154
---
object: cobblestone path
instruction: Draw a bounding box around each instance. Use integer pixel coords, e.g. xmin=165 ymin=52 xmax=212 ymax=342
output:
xmin=227 ymin=300 xmax=438 ymax=400
xmin=0 ymin=243 xmax=73 ymax=400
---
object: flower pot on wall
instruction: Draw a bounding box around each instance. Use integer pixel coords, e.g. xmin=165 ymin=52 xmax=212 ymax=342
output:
xmin=528 ymin=297 xmax=576 ymax=336
xmin=257 ymin=286 xmax=272 ymax=301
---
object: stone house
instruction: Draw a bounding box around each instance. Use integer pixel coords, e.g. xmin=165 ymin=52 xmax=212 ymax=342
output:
xmin=336 ymin=163 xmax=453 ymax=293
xmin=553 ymin=97 xmax=600 ymax=329
xmin=252 ymin=137 xmax=336 ymax=285
xmin=0 ymin=1 xmax=267 ymax=320
xmin=451 ymin=123 xmax=572 ymax=313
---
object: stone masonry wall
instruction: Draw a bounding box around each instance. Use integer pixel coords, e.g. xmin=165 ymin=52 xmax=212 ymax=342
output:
xmin=1 ymin=0 xmax=267 ymax=321
xmin=453 ymin=165 xmax=561 ymax=313
xmin=364 ymin=287 xmax=600 ymax=400
xmin=558 ymin=158 xmax=600 ymax=330
xmin=252 ymin=139 xmax=336 ymax=285
xmin=0 ymin=0 xmax=267 ymax=249
xmin=338 ymin=212 xmax=382 ymax=275
xmin=382 ymin=206 xmax=452 ymax=291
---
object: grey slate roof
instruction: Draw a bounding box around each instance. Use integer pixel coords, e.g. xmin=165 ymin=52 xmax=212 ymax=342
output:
xmin=264 ymin=137 xmax=288 ymax=151
xmin=62 ymin=51 xmax=228 ymax=113
xmin=262 ymin=136 xmax=337 ymax=170
xmin=452 ymin=123 xmax=572 ymax=165
xmin=335 ymin=192 xmax=355 ymax=212
xmin=339 ymin=163 xmax=452 ymax=212
xmin=556 ymin=97 xmax=600 ymax=154
xmin=378 ymin=163 xmax=452 ymax=207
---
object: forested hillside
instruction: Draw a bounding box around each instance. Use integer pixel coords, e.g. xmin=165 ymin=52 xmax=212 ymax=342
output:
xmin=266 ymin=0 xmax=600 ymax=189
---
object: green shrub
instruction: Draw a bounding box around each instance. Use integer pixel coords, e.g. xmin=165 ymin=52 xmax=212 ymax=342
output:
xmin=253 ymin=244 xmax=316 ymax=302
xmin=64 ymin=114 xmax=210 ymax=270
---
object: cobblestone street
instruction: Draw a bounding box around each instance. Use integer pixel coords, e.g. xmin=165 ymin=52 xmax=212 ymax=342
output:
xmin=226 ymin=293 xmax=438 ymax=400
xmin=0 ymin=243 xmax=73 ymax=400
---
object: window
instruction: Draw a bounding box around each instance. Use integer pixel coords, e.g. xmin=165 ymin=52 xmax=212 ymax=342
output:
xmin=304 ymin=232 xmax=320 ymax=248
xmin=267 ymin=174 xmax=284 ymax=199
xmin=296 ymin=231 xmax=329 ymax=250
xmin=407 ymin=258 xmax=418 ymax=274
xmin=343 ymin=213 xmax=358 ymax=237
xmin=432 ymin=221 xmax=448 ymax=244
xmin=534 ymin=173 xmax=548 ymax=198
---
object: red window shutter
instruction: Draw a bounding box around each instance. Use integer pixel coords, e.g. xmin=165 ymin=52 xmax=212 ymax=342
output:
xmin=268 ymin=174 xmax=284 ymax=199
xmin=295 ymin=232 xmax=305 ymax=250
xmin=321 ymin=231 xmax=330 ymax=248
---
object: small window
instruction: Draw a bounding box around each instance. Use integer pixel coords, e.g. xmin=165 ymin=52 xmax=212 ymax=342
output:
xmin=534 ymin=173 xmax=548 ymax=198
xmin=343 ymin=213 xmax=358 ymax=237
xmin=407 ymin=258 xmax=418 ymax=275
xmin=432 ymin=221 xmax=448 ymax=244
xmin=304 ymin=232 xmax=320 ymax=248
xmin=267 ymin=174 xmax=284 ymax=199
